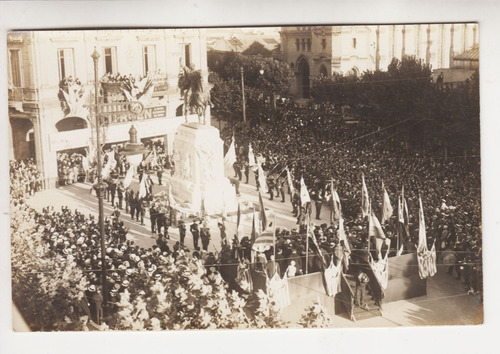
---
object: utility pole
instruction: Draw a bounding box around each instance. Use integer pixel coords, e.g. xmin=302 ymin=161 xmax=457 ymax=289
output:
xmin=91 ymin=48 xmax=108 ymax=306
xmin=241 ymin=67 xmax=246 ymax=123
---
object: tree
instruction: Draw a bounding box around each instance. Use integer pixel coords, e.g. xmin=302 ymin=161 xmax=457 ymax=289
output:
xmin=208 ymin=51 xmax=294 ymax=124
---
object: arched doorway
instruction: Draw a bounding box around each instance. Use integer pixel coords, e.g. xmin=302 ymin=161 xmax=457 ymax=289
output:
xmin=297 ymin=57 xmax=310 ymax=98
xmin=319 ymin=64 xmax=328 ymax=78
xmin=10 ymin=117 xmax=34 ymax=161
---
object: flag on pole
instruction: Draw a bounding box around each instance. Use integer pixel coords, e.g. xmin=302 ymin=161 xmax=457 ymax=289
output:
xmin=418 ymin=195 xmax=427 ymax=250
xmin=81 ymin=156 xmax=89 ymax=172
xmin=381 ymin=182 xmax=393 ymax=224
xmin=248 ymin=143 xmax=257 ymax=167
xmin=250 ymin=211 xmax=256 ymax=246
xmin=258 ymin=192 xmax=268 ymax=232
xmin=123 ymin=165 xmax=134 ymax=188
xmin=257 ymin=161 xmax=267 ymax=194
xmin=416 ymin=195 xmax=437 ymax=279
xmin=252 ymin=228 xmax=275 ymax=252
xmin=361 ymin=174 xmax=370 ymax=217
xmin=168 ymin=184 xmax=177 ymax=209
xmin=330 ymin=180 xmax=342 ymax=224
xmin=138 ymin=173 xmax=147 ymax=199
xmin=300 ymin=176 xmax=311 ymax=206
xmin=236 ymin=202 xmax=242 ymax=240
xmin=286 ymin=166 xmax=295 ymax=195
xmin=224 ymin=138 xmax=237 ymax=169
xmin=368 ymin=212 xmax=388 ymax=253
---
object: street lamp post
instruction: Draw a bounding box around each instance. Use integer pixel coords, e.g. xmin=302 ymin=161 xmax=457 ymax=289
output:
xmin=240 ymin=67 xmax=246 ymax=123
xmin=91 ymin=48 xmax=108 ymax=306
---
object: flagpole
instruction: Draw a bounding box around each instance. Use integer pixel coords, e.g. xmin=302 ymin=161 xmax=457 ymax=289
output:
xmin=273 ymin=213 xmax=276 ymax=261
xmin=305 ymin=215 xmax=309 ymax=275
xmin=396 ymin=196 xmax=400 ymax=255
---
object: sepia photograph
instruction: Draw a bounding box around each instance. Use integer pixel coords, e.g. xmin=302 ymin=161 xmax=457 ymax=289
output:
xmin=2 ymin=1 xmax=499 ymax=353
xmin=7 ymin=23 xmax=483 ymax=331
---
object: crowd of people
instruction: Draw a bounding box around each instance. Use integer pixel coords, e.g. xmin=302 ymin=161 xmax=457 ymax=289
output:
xmin=10 ymin=159 xmax=43 ymax=200
xmin=221 ymin=102 xmax=482 ymax=294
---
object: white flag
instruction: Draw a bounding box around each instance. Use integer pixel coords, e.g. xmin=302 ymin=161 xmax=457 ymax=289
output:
xmin=418 ymin=195 xmax=427 ymax=251
xmin=248 ymin=143 xmax=257 ymax=167
xmin=224 ymin=138 xmax=237 ymax=169
xmin=257 ymin=162 xmax=267 ymax=194
xmin=138 ymin=174 xmax=147 ymax=199
xmin=361 ymin=174 xmax=370 ymax=218
xmin=300 ymin=176 xmax=311 ymax=206
xmin=123 ymin=165 xmax=134 ymax=188
xmin=381 ymin=182 xmax=393 ymax=224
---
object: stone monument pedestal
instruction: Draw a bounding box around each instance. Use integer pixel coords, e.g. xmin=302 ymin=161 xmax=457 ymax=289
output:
xmin=169 ymin=122 xmax=237 ymax=215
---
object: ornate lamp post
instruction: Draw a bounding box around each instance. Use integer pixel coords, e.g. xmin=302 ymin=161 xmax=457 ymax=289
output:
xmin=91 ymin=48 xmax=109 ymax=305
xmin=119 ymin=125 xmax=149 ymax=172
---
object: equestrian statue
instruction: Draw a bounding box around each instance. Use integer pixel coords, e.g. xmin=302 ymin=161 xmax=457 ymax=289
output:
xmin=178 ymin=58 xmax=213 ymax=125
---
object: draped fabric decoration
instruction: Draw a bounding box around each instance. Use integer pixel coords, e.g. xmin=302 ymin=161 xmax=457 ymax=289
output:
xmin=236 ymin=202 xmax=242 ymax=240
xmin=224 ymin=137 xmax=237 ymax=169
xmin=323 ymin=257 xmax=342 ymax=297
xmin=123 ymin=165 xmax=134 ymax=188
xmin=416 ymin=196 xmax=437 ymax=279
xmin=267 ymin=272 xmax=291 ymax=309
xmin=369 ymin=252 xmax=389 ymax=289
xmin=361 ymin=174 xmax=371 ymax=218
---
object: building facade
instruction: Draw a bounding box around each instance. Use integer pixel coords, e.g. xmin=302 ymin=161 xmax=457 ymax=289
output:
xmin=7 ymin=29 xmax=210 ymax=188
xmin=280 ymin=24 xmax=478 ymax=98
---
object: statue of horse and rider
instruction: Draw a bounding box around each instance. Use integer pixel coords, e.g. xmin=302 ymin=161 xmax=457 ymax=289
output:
xmin=178 ymin=59 xmax=213 ymax=125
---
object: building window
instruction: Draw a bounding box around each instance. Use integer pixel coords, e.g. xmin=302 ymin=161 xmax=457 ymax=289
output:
xmin=296 ymin=39 xmax=300 ymax=51
xmin=9 ymin=49 xmax=22 ymax=87
xmin=103 ymin=47 xmax=117 ymax=74
xmin=301 ymin=39 xmax=306 ymax=51
xmin=307 ymin=38 xmax=311 ymax=52
xmin=57 ymin=48 xmax=75 ymax=80
xmin=321 ymin=38 xmax=326 ymax=50
xmin=142 ymin=45 xmax=156 ymax=75
xmin=352 ymin=38 xmax=357 ymax=49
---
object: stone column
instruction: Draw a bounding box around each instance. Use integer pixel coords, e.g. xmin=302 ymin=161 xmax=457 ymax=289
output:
xmin=426 ymin=25 xmax=431 ymax=66
xmin=401 ymin=25 xmax=406 ymax=57
xmin=449 ymin=24 xmax=455 ymax=68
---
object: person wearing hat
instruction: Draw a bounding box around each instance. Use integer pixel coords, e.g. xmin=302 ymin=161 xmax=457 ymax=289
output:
xmin=178 ymin=219 xmax=186 ymax=246
xmin=190 ymin=220 xmax=200 ymax=251
xmin=218 ymin=221 xmax=227 ymax=245
xmin=200 ymin=226 xmax=211 ymax=251
xmin=92 ymin=288 xmax=104 ymax=325
xmin=355 ymin=269 xmax=370 ymax=310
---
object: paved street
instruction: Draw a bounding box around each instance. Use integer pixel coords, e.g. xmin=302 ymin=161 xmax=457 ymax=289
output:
xmin=26 ymin=165 xmax=483 ymax=327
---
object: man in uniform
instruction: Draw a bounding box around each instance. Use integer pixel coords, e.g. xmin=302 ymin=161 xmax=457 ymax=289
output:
xmin=267 ymin=176 xmax=275 ymax=201
xmin=190 ymin=220 xmax=200 ymax=250
xmin=200 ymin=226 xmax=211 ymax=251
